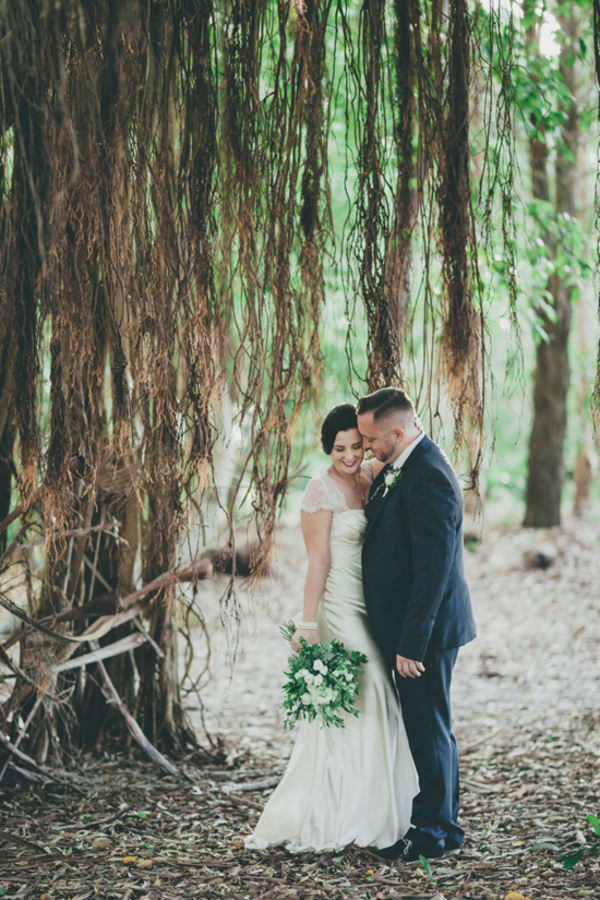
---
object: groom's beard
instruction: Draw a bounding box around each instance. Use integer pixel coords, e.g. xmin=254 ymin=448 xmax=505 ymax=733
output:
xmin=371 ymin=435 xmax=402 ymax=464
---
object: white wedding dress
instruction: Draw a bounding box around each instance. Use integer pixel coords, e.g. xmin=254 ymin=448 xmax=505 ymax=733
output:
xmin=245 ymin=469 xmax=418 ymax=853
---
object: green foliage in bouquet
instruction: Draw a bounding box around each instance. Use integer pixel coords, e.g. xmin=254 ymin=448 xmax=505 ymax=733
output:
xmin=281 ymin=624 xmax=367 ymax=730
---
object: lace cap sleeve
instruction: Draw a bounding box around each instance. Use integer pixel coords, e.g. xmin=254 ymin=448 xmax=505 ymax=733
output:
xmin=300 ymin=476 xmax=340 ymax=513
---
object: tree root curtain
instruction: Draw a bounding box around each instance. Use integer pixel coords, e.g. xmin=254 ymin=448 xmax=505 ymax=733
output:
xmin=0 ymin=519 xmax=598 ymax=899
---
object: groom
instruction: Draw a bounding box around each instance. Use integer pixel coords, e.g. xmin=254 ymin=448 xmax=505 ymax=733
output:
xmin=357 ymin=388 xmax=476 ymax=862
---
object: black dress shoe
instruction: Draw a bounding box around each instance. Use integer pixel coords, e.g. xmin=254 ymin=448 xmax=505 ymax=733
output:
xmin=445 ymin=836 xmax=462 ymax=851
xmin=400 ymin=840 xmax=445 ymax=863
xmin=368 ymin=838 xmax=408 ymax=860
xmin=399 ymin=829 xmax=446 ymax=862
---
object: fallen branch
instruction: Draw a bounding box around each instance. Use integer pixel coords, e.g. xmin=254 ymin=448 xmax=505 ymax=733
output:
xmin=0 ymin=830 xmax=47 ymax=852
xmin=118 ymin=558 xmax=213 ymax=611
xmin=0 ymin=593 xmax=82 ymax=645
xmin=0 ymin=738 xmax=58 ymax=782
xmin=37 ymin=592 xmax=122 ymax=627
xmin=51 ymin=632 xmax=148 ymax=673
xmin=51 ymin=559 xmax=212 ymax=665
xmin=462 ymin=776 xmax=503 ymax=793
xmin=460 ymin=726 xmax=502 ymax=755
xmin=132 ymin=616 xmax=164 ymax=659
xmin=76 ymin=603 xmax=143 ymax=642
xmin=3 ymin=760 xmax=51 ymax=784
xmin=91 ymin=645 xmax=178 ymax=776
xmin=2 ymin=558 xmax=213 ymax=652
xmin=1 ymin=602 xmax=140 ymax=655
xmin=226 ymin=777 xmax=280 ymax=792
xmin=0 ymin=695 xmax=44 ymax=784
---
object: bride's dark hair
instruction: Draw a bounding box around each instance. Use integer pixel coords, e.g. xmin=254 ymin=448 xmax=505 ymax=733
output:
xmin=321 ymin=404 xmax=359 ymax=454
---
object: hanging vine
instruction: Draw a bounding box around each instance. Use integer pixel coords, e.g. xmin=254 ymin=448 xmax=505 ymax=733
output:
xmin=0 ymin=0 xmax=570 ymax=769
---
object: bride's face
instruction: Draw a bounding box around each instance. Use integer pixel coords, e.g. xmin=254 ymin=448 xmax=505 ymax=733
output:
xmin=330 ymin=428 xmax=364 ymax=477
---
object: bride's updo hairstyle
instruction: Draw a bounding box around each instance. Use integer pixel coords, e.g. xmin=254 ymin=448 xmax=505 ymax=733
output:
xmin=321 ymin=404 xmax=359 ymax=454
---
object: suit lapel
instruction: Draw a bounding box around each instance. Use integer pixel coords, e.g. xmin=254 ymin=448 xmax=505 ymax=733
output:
xmin=364 ymin=469 xmax=395 ymax=540
xmin=363 ymin=436 xmax=432 ymax=542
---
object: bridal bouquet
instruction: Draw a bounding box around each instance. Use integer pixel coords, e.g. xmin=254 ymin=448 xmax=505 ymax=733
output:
xmin=280 ymin=621 xmax=367 ymax=730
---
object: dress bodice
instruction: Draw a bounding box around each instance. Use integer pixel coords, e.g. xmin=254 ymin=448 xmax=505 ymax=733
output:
xmin=330 ymin=508 xmax=366 ymax=553
xmin=301 ymin=470 xmax=367 ymax=559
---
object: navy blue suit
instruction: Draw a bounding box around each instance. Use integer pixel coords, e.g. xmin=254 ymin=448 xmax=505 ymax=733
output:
xmin=362 ymin=435 xmax=476 ymax=854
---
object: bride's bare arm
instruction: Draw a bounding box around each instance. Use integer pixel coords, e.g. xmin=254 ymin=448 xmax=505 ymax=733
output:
xmin=292 ymin=509 xmax=332 ymax=649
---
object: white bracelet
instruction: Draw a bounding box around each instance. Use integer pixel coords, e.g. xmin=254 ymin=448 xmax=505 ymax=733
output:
xmin=298 ymin=621 xmax=318 ymax=629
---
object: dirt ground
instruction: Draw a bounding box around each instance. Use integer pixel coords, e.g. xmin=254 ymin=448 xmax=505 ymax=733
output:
xmin=1 ymin=515 xmax=599 ymax=899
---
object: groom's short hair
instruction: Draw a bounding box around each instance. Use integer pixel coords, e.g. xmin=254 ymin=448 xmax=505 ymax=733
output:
xmin=356 ymin=388 xmax=415 ymax=422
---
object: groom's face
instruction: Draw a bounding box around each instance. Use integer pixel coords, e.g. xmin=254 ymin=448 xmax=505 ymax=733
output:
xmin=357 ymin=411 xmax=404 ymax=463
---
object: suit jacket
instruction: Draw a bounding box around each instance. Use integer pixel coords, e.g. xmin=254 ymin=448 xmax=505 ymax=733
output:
xmin=362 ymin=435 xmax=476 ymax=665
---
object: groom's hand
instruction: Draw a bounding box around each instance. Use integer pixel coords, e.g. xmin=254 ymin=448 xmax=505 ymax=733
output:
xmin=396 ymin=655 xmax=425 ymax=678
xmin=291 ymin=628 xmax=320 ymax=652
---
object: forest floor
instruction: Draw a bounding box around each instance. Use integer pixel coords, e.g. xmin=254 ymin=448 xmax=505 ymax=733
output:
xmin=1 ymin=514 xmax=599 ymax=900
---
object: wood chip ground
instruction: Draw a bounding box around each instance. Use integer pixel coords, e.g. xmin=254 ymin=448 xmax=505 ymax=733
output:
xmin=1 ymin=516 xmax=598 ymax=899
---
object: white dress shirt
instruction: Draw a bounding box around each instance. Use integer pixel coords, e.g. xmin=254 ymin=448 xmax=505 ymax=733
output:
xmin=391 ymin=430 xmax=426 ymax=470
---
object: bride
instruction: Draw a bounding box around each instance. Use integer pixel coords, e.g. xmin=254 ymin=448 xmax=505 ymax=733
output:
xmin=245 ymin=403 xmax=418 ymax=853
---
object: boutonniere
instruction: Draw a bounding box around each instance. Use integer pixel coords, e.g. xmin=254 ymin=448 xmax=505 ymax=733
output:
xmin=383 ymin=467 xmax=403 ymax=497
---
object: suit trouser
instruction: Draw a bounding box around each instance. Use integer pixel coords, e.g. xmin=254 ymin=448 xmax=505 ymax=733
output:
xmin=395 ymin=646 xmax=463 ymax=853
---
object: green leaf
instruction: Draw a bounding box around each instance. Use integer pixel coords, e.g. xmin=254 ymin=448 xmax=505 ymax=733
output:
xmin=419 ymin=855 xmax=435 ymax=884
xmin=0 ymin=888 xmax=6 ymax=898
xmin=563 ymin=848 xmax=585 ymax=869
xmin=587 ymin=814 xmax=600 ymax=836
xmin=280 ymin=621 xmax=296 ymax=641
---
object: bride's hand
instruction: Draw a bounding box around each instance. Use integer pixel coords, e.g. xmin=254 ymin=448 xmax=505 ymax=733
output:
xmin=291 ymin=627 xmax=320 ymax=652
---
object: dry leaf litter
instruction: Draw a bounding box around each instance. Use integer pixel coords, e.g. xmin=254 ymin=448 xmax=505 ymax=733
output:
xmin=0 ymin=516 xmax=598 ymax=899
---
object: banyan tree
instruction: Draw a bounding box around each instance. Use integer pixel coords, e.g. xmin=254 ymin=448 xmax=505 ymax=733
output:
xmin=0 ymin=0 xmax=598 ymax=775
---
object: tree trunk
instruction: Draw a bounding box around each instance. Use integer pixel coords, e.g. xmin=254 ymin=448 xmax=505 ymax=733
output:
xmin=524 ymin=285 xmax=572 ymax=526
xmin=0 ymin=300 xmax=15 ymax=553
xmin=524 ymin=5 xmax=579 ymax=527
xmin=572 ymin=289 xmax=596 ymax=515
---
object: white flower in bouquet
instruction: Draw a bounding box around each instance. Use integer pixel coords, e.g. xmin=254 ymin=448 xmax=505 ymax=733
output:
xmin=280 ymin=620 xmax=368 ymax=729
